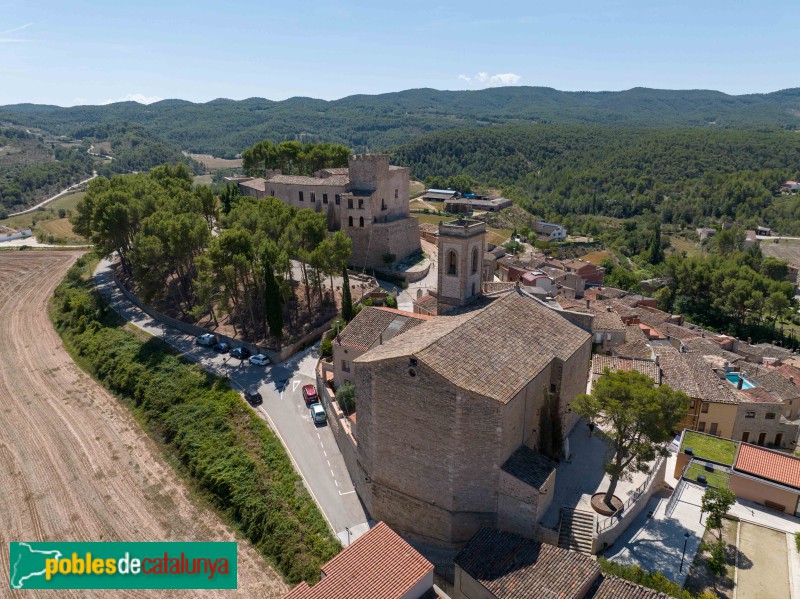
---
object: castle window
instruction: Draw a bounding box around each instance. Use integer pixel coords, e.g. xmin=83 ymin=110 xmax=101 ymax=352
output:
xmin=323 ymin=193 xmax=328 ymax=204
xmin=299 ymin=191 xmax=304 ymax=202
xmin=471 ymin=247 xmax=479 ymax=274
xmin=270 ymin=189 xmax=275 ymax=197
xmin=342 ymin=360 xmax=350 ymax=373
xmin=358 ymin=199 xmax=364 ymax=209
xmin=447 ymin=250 xmax=457 ymax=276
xmin=766 ymin=412 xmax=776 ymax=420
xmin=311 ymin=192 xmax=316 ymax=202
xmin=381 ymin=198 xmax=386 ymax=211
xmin=335 ymin=194 xmax=341 ymax=205
xmin=348 ymin=198 xmax=353 ymax=209
xmin=395 ymin=189 xmax=399 ymax=199
xmin=348 ymin=216 xmax=353 ymax=227
xmin=359 ymin=216 xmax=364 ymax=227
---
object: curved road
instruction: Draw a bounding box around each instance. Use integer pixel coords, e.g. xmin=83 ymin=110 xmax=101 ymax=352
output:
xmin=0 ymin=251 xmax=286 ymax=597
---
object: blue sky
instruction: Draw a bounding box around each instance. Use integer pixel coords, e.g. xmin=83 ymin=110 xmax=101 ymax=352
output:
xmin=0 ymin=0 xmax=795 ymax=106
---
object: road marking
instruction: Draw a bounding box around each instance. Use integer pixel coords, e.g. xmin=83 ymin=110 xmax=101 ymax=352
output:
xmin=317 ymin=433 xmax=321 ymax=440
xmin=330 ymin=469 xmax=335 ymax=477
xmin=292 ymin=380 xmax=300 ymax=392
xmin=338 ymin=490 xmax=356 ymax=496
xmin=335 ymin=480 xmax=339 ymax=488
xmin=323 ymin=450 xmax=327 ymax=457
xmin=327 ymin=460 xmax=331 ymax=468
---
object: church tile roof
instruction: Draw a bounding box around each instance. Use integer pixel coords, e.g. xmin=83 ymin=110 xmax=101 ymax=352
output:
xmin=337 ymin=307 xmax=427 ymax=351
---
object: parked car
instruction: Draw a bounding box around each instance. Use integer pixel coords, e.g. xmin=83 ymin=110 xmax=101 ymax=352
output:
xmin=309 ymin=402 xmax=327 ymax=424
xmin=249 ymin=353 xmax=270 ymax=366
xmin=195 ymin=333 xmax=217 ymax=347
xmin=244 ymin=387 xmax=263 ymax=407
xmin=302 ymin=384 xmax=319 ymax=406
xmin=212 ymin=341 xmax=231 ymax=353
xmin=230 ymin=346 xmax=252 ymax=360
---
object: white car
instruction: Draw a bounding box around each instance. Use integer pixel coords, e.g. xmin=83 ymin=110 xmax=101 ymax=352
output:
xmin=310 ymin=403 xmax=327 ymax=424
xmin=195 ymin=333 xmax=218 ymax=347
xmin=249 ymin=353 xmax=270 ymax=366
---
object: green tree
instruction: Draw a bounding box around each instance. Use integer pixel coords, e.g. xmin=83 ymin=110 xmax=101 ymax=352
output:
xmin=648 ymin=223 xmax=664 ymax=264
xmin=701 ymin=487 xmax=736 ymax=541
xmin=337 ymin=381 xmax=356 ymax=415
xmin=263 ymin=256 xmax=284 ymax=345
xmin=341 ymin=266 xmax=354 ymax=322
xmin=573 ymin=369 xmax=689 ymax=508
xmin=707 ymin=541 xmax=728 ymax=590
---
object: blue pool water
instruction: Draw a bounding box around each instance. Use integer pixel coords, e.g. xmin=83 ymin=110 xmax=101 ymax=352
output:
xmin=726 ymin=372 xmax=754 ymax=389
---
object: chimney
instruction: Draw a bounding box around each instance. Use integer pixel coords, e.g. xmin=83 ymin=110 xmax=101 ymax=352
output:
xmin=606 ymin=306 xmax=612 ymax=312
xmin=737 ymin=376 xmax=744 ymax=390
xmin=379 ymin=333 xmax=383 ymax=345
xmin=791 ymin=376 xmax=795 ymax=385
xmin=586 ymin=299 xmax=590 ymax=310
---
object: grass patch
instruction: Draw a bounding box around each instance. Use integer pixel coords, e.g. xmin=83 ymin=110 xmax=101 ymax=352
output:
xmin=685 ymin=462 xmax=730 ymax=489
xmin=598 ymin=557 xmax=697 ymax=599
xmin=681 ymin=431 xmax=738 ymax=465
xmin=50 ymin=256 xmax=340 ymax=584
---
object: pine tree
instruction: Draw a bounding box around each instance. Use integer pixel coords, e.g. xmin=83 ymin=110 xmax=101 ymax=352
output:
xmin=341 ymin=266 xmax=354 ymax=322
xmin=264 ymin=259 xmax=283 ymax=345
xmin=648 ymin=223 xmax=664 ymax=265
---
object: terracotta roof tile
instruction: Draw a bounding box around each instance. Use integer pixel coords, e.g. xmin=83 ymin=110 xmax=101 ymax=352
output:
xmin=592 ymin=355 xmax=660 ymax=383
xmin=455 ymin=528 xmax=599 ymax=599
xmin=739 ymin=362 xmax=800 ymax=401
xmin=591 ymin=310 xmax=626 ymax=332
xmin=654 ymin=346 xmax=739 ymax=404
xmin=337 ymin=307 xmax=426 ymax=351
xmin=587 ymin=575 xmax=670 ymax=599
xmin=614 ymin=325 xmax=653 ymax=360
xmin=357 ymin=291 xmax=591 ymax=403
xmin=735 ymin=443 xmax=800 ymax=490
xmin=283 ymin=522 xmax=433 ymax=599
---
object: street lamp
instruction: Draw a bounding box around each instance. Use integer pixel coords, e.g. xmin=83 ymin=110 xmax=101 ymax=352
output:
xmin=679 ymin=532 xmax=691 ymax=573
xmin=345 ymin=527 xmax=351 ymax=547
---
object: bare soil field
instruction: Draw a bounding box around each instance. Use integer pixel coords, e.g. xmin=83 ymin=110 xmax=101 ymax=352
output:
xmin=761 ymin=237 xmax=800 ymax=265
xmin=0 ymin=251 xmax=286 ymax=597
xmin=186 ymin=153 xmax=242 ymax=170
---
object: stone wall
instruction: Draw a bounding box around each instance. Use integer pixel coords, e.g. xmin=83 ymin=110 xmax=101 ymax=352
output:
xmin=732 ymin=401 xmax=800 ymax=449
xmin=347 ymin=217 xmax=421 ymax=269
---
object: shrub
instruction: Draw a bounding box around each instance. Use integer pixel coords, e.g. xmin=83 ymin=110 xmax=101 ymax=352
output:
xmin=385 ymin=295 xmax=398 ymax=309
xmin=320 ymin=337 xmax=333 ymax=357
xmin=337 ymin=382 xmax=356 ymax=414
xmin=598 ymin=558 xmax=695 ymax=599
xmin=51 ymin=259 xmax=340 ymax=583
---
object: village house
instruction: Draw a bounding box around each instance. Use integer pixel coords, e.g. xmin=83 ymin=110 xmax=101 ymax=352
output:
xmin=282 ymin=521 xmax=436 ymax=599
xmin=781 ymin=180 xmax=800 ymax=193
xmin=731 ymin=443 xmax=800 ymax=516
xmin=236 ymin=154 xmax=421 ymax=268
xmin=444 ymin=195 xmax=513 ymax=213
xmin=532 ymin=221 xmax=568 ymax=241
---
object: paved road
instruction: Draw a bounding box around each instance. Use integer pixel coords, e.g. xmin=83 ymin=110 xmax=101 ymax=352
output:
xmin=8 ymin=172 xmax=98 ymax=217
xmin=94 ymin=259 xmax=371 ymax=546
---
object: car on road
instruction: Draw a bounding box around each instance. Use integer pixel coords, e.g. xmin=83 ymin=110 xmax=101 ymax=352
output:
xmin=310 ymin=402 xmax=327 ymax=424
xmin=302 ymin=384 xmax=319 ymax=406
xmin=195 ymin=333 xmax=218 ymax=347
xmin=243 ymin=387 xmax=263 ymax=407
xmin=249 ymin=353 xmax=270 ymax=366
xmin=230 ymin=346 xmax=252 ymax=360
xmin=212 ymin=341 xmax=231 ymax=353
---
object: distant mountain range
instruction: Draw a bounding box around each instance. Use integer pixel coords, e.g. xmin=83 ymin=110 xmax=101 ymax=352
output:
xmin=2 ymin=86 xmax=800 ymax=157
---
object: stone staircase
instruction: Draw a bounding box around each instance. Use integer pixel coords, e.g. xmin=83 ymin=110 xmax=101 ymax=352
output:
xmin=557 ymin=508 xmax=595 ymax=555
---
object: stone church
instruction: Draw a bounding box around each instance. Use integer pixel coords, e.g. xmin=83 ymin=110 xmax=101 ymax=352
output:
xmin=235 ymin=154 xmax=420 ymax=269
xmin=346 ymin=219 xmax=593 ymax=546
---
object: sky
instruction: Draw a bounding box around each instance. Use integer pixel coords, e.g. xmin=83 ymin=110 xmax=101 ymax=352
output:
xmin=0 ymin=0 xmax=796 ymax=106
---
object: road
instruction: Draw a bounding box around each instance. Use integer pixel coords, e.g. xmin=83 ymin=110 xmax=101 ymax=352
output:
xmin=0 ymin=251 xmax=286 ymax=597
xmin=8 ymin=172 xmax=98 ymax=217
xmin=94 ymin=258 xmax=371 ymax=546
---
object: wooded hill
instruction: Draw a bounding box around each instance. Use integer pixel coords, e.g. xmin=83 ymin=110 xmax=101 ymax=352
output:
xmin=2 ymin=86 xmax=800 ymax=157
xmin=393 ymin=125 xmax=800 ymax=234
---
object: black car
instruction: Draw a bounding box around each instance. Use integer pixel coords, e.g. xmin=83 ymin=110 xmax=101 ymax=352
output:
xmin=244 ymin=387 xmax=263 ymax=406
xmin=212 ymin=341 xmax=231 ymax=353
xmin=230 ymin=346 xmax=252 ymax=360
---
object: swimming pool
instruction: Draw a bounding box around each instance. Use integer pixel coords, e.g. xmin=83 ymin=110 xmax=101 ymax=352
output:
xmin=726 ymin=372 xmax=755 ymax=389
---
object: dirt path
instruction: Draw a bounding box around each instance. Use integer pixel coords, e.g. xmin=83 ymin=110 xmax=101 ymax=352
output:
xmin=0 ymin=251 xmax=287 ymax=597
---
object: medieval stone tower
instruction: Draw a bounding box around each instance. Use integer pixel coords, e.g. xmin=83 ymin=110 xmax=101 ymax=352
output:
xmin=437 ymin=219 xmax=486 ymax=309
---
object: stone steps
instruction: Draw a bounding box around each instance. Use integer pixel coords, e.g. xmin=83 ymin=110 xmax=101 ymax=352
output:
xmin=557 ymin=508 xmax=595 ymax=555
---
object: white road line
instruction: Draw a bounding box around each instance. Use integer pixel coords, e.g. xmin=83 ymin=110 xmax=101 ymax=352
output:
xmin=335 ymin=480 xmax=339 ymax=487
xmin=327 ymin=460 xmax=331 ymax=467
xmin=317 ymin=433 xmax=321 ymax=439
xmin=330 ymin=469 xmax=335 ymax=477
xmin=323 ymin=450 xmax=327 ymax=457
xmin=338 ymin=490 xmax=356 ymax=496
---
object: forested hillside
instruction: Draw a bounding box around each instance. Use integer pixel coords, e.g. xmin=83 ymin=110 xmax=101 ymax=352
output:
xmin=394 ymin=125 xmax=800 ymax=233
xmin=2 ymin=86 xmax=800 ymax=157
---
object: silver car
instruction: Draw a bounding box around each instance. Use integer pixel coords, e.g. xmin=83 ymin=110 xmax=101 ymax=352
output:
xmin=249 ymin=353 xmax=270 ymax=366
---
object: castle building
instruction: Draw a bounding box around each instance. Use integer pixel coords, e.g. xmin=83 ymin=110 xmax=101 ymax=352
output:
xmin=236 ymin=154 xmax=421 ymax=268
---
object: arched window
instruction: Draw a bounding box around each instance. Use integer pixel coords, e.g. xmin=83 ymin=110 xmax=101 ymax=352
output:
xmin=359 ymin=216 xmax=364 ymax=227
xmin=348 ymin=216 xmax=353 ymax=227
xmin=447 ymin=250 xmax=457 ymax=275
xmin=471 ymin=247 xmax=479 ymax=274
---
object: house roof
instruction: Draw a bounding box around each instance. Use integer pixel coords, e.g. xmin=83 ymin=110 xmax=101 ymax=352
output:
xmin=267 ymin=173 xmax=349 ymax=187
xmin=282 ymin=522 xmax=433 ymax=599
xmin=739 ymin=362 xmax=800 ymax=401
xmin=738 ymin=342 xmax=794 ymax=359
xmin=740 ymin=387 xmax=780 ymax=404
xmin=337 ymin=307 xmax=427 ymax=351
xmin=613 ymin=325 xmax=653 ymax=360
xmin=592 ymin=355 xmax=660 ymax=383
xmin=591 ymin=310 xmax=626 ymax=332
xmin=501 ymin=445 xmax=557 ymax=490
xmin=587 ymin=575 xmax=670 ymax=599
xmin=239 ymin=177 xmax=267 ymax=192
xmin=355 ymin=291 xmax=592 ymax=403
xmin=735 ymin=443 xmax=800 ymax=490
xmin=455 ymin=528 xmax=599 ymax=599
xmin=654 ymin=346 xmax=740 ymax=404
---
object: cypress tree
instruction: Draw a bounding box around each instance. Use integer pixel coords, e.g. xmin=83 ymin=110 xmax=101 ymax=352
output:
xmin=264 ymin=259 xmax=283 ymax=345
xmin=648 ymin=223 xmax=664 ymax=265
xmin=341 ymin=266 xmax=354 ymax=322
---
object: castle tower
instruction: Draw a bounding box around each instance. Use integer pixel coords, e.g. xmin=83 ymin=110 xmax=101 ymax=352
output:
xmin=437 ymin=219 xmax=486 ymax=308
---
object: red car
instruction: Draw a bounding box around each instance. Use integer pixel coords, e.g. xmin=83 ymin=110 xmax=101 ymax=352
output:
xmin=302 ymin=384 xmax=318 ymax=406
